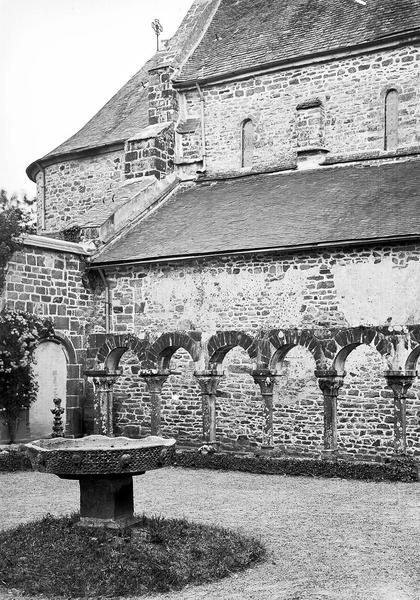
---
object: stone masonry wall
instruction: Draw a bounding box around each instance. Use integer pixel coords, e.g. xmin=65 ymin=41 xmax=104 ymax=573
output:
xmin=107 ymin=241 xmax=420 ymax=459
xmin=38 ymin=149 xmax=123 ymax=234
xmin=124 ymin=126 xmax=175 ymax=180
xmin=182 ymin=45 xmax=419 ymax=175
xmin=2 ymin=244 xmax=102 ymax=440
xmin=110 ymin=243 xmax=420 ymax=333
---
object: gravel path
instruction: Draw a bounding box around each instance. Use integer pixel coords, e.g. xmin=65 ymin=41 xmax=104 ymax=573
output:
xmin=0 ymin=468 xmax=419 ymax=600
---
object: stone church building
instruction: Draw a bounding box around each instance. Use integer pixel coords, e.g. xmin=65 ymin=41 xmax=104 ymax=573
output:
xmin=2 ymin=0 xmax=420 ymax=465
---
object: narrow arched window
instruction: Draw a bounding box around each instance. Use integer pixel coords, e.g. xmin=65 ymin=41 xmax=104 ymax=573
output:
xmin=241 ymin=119 xmax=254 ymax=168
xmin=384 ymin=89 xmax=399 ymax=150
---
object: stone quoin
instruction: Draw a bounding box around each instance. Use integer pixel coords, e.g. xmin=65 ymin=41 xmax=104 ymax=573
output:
xmin=2 ymin=0 xmax=420 ymax=468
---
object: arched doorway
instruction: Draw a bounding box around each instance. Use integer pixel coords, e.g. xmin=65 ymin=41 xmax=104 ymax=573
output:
xmin=30 ymin=341 xmax=67 ymax=439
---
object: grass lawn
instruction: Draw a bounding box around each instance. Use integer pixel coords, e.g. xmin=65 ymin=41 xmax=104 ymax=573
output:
xmin=0 ymin=468 xmax=419 ymax=600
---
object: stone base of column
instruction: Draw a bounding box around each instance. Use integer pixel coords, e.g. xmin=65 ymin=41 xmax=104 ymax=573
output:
xmin=321 ymin=449 xmax=338 ymax=461
xmin=260 ymin=444 xmax=275 ymax=454
xmin=78 ymin=475 xmax=140 ymax=529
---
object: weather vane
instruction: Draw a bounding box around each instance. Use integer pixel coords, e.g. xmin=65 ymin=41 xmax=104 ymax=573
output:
xmin=151 ymin=19 xmax=163 ymax=51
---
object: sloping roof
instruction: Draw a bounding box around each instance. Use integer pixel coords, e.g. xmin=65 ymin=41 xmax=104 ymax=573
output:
xmin=27 ymin=0 xmax=218 ymax=174
xmin=43 ymin=64 xmax=152 ymax=159
xmin=176 ymin=0 xmax=420 ymax=85
xmin=92 ymin=159 xmax=420 ymax=265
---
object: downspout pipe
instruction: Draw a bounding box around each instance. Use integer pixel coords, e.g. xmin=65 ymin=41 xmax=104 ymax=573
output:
xmin=196 ymin=82 xmax=207 ymax=173
xmin=98 ymin=268 xmax=111 ymax=333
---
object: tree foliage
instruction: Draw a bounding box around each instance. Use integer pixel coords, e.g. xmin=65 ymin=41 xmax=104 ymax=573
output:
xmin=0 ymin=188 xmax=36 ymax=212
xmin=0 ymin=207 xmax=26 ymax=293
xmin=0 ymin=189 xmax=37 ymax=233
xmin=0 ymin=310 xmax=54 ymax=443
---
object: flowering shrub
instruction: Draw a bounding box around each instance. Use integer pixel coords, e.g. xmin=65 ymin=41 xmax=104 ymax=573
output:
xmin=0 ymin=310 xmax=54 ymax=443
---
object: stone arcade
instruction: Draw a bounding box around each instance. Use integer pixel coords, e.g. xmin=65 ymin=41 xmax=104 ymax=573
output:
xmin=2 ymin=0 xmax=420 ymax=466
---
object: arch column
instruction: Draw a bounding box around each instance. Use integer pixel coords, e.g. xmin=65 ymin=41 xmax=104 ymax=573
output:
xmin=384 ymin=370 xmax=417 ymax=455
xmin=252 ymin=370 xmax=281 ymax=449
xmin=194 ymin=372 xmax=224 ymax=446
xmin=86 ymin=370 xmax=120 ymax=436
xmin=140 ymin=372 xmax=170 ymax=436
xmin=315 ymin=370 xmax=345 ymax=456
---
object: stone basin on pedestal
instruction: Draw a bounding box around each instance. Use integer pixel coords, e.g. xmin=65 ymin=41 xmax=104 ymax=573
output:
xmin=25 ymin=435 xmax=176 ymax=529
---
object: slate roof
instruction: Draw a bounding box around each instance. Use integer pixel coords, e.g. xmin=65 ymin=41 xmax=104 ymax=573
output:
xmin=27 ymin=0 xmax=218 ymax=177
xmin=176 ymin=0 xmax=420 ymax=85
xmin=92 ymin=159 xmax=420 ymax=265
xmin=42 ymin=64 xmax=152 ymax=159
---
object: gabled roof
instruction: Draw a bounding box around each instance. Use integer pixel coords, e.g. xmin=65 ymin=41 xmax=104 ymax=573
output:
xmin=92 ymin=159 xmax=420 ymax=265
xmin=176 ymin=0 xmax=420 ymax=85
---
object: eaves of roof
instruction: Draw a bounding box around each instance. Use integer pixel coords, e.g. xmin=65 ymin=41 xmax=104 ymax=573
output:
xmin=26 ymin=141 xmax=125 ymax=182
xmin=174 ymin=28 xmax=420 ymax=90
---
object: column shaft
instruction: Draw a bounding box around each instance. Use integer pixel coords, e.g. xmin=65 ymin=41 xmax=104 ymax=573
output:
xmin=252 ymin=371 xmax=280 ymax=448
xmin=89 ymin=373 xmax=119 ymax=436
xmin=384 ymin=371 xmax=416 ymax=455
xmin=315 ymin=370 xmax=345 ymax=455
xmin=195 ymin=373 xmax=223 ymax=446
xmin=141 ymin=374 xmax=169 ymax=436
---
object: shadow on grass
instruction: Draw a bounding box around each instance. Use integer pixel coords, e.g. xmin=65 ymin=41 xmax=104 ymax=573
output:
xmin=0 ymin=513 xmax=266 ymax=598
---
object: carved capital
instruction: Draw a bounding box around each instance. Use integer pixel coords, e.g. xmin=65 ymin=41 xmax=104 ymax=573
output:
xmin=140 ymin=372 xmax=170 ymax=393
xmin=92 ymin=376 xmax=119 ymax=391
xmin=384 ymin=370 xmax=417 ymax=398
xmin=86 ymin=369 xmax=120 ymax=391
xmin=194 ymin=371 xmax=224 ymax=395
xmin=315 ymin=370 xmax=345 ymax=397
xmin=252 ymin=370 xmax=280 ymax=395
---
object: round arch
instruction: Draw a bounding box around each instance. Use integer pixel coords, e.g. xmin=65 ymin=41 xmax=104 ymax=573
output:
xmin=147 ymin=332 xmax=201 ymax=371
xmin=332 ymin=328 xmax=387 ymax=375
xmin=38 ymin=332 xmax=76 ymax=365
xmin=267 ymin=329 xmax=323 ymax=371
xmin=207 ymin=331 xmax=258 ymax=373
xmin=405 ymin=345 xmax=420 ymax=372
xmin=31 ymin=340 xmax=68 ymax=439
xmin=95 ymin=334 xmax=146 ymax=371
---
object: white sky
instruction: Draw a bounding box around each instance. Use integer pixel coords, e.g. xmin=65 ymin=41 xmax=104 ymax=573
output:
xmin=0 ymin=0 xmax=193 ymax=197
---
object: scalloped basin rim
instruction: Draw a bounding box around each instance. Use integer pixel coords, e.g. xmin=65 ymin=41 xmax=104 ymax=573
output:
xmin=25 ymin=435 xmax=176 ymax=453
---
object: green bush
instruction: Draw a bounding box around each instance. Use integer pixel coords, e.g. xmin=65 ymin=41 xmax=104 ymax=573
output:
xmin=174 ymin=449 xmax=419 ymax=482
xmin=0 ymin=310 xmax=54 ymax=442
xmin=0 ymin=446 xmax=32 ymax=472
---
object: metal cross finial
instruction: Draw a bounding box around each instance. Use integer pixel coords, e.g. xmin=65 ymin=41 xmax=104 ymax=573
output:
xmin=151 ymin=19 xmax=163 ymax=51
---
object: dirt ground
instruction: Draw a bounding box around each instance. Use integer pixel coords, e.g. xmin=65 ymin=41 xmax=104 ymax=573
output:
xmin=0 ymin=468 xmax=419 ymax=600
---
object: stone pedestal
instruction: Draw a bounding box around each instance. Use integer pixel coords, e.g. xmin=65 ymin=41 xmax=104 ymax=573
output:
xmin=194 ymin=372 xmax=224 ymax=446
xmin=79 ymin=475 xmax=142 ymax=528
xmin=315 ymin=370 xmax=345 ymax=455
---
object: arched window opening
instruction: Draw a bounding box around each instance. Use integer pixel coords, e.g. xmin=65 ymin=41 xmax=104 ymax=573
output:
xmin=241 ymin=119 xmax=254 ymax=168
xmin=384 ymin=89 xmax=399 ymax=150
xmin=31 ymin=341 xmax=68 ymax=439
